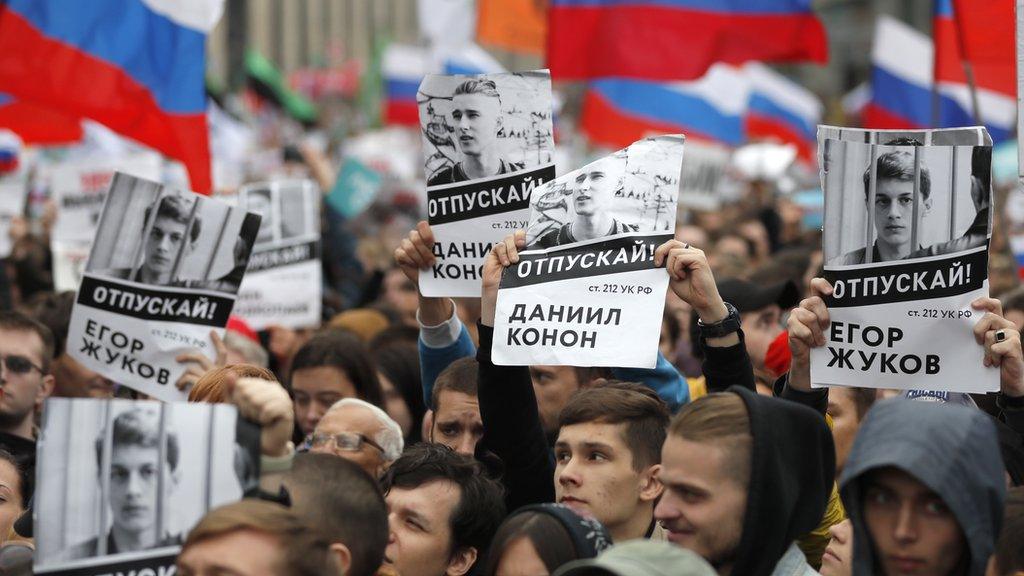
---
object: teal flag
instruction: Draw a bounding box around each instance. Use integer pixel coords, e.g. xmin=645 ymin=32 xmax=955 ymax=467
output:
xmin=327 ymin=159 xmax=382 ymax=218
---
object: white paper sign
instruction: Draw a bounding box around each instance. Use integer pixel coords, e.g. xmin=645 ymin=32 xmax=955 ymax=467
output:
xmin=67 ymin=173 xmax=260 ymax=401
xmin=0 ymin=167 xmax=27 ymax=258
xmin=811 ymin=126 xmax=998 ymax=392
xmin=493 ymin=136 xmax=684 ymax=368
xmin=234 ymin=180 xmax=322 ymax=329
xmin=418 ymin=70 xmax=556 ymax=298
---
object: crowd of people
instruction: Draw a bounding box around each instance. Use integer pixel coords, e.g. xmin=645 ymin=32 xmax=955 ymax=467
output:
xmin=0 ymin=139 xmax=1021 ymax=576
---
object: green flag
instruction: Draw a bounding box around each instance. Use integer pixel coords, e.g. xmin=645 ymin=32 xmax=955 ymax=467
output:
xmin=245 ymin=49 xmax=318 ymax=125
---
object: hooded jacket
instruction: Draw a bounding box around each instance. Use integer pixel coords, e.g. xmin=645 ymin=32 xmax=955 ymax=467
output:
xmin=729 ymin=386 xmax=836 ymax=576
xmin=839 ymin=399 xmax=1006 ymax=576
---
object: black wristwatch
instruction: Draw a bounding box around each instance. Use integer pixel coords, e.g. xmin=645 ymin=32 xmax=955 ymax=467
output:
xmin=698 ymin=302 xmax=741 ymax=339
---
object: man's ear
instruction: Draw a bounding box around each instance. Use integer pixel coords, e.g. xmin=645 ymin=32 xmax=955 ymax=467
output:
xmin=36 ymin=374 xmax=55 ymax=408
xmin=923 ymin=196 xmax=933 ymax=213
xmin=329 ymin=542 xmax=351 ymax=576
xmin=423 ymin=410 xmax=434 ymax=442
xmin=445 ymin=546 xmax=477 ymax=576
xmin=639 ymin=463 xmax=663 ymax=503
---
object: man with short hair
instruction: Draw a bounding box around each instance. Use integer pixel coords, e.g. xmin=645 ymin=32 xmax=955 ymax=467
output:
xmin=380 ymin=443 xmax=506 ymax=576
xmin=282 ymin=453 xmax=389 ymax=576
xmin=62 ymin=406 xmax=182 ymax=559
xmin=290 ymin=330 xmax=384 ymax=439
xmin=106 ymin=193 xmax=203 ymax=286
xmin=429 ymin=358 xmax=483 ymax=457
xmin=656 ymin=389 xmax=834 ymax=575
xmin=309 ymin=398 xmax=403 ymax=478
xmin=705 ymin=278 xmax=800 ymax=372
xmin=31 ymin=291 xmax=114 ymax=399
xmin=0 ymin=312 xmax=55 ymax=458
xmin=177 ymin=499 xmax=342 ymax=576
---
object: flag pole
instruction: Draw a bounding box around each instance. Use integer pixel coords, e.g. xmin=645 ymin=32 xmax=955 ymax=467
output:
xmin=949 ymin=1 xmax=984 ymax=125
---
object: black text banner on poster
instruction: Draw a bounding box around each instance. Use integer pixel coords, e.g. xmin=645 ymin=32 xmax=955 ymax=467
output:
xmin=35 ymin=550 xmax=176 ymax=576
xmin=428 ymin=165 xmax=555 ymax=225
xmin=245 ymin=239 xmax=321 ymax=273
xmin=823 ymin=246 xmax=988 ymax=308
xmin=502 ymin=234 xmax=673 ymax=289
xmin=76 ymin=276 xmax=234 ymax=327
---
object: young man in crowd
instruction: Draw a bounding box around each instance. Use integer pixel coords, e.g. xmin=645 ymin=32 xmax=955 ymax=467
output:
xmin=711 ymin=277 xmax=800 ymax=373
xmin=177 ymin=499 xmax=342 ymax=576
xmin=380 ymin=443 xmax=505 ymax=576
xmin=308 ymin=397 xmax=403 ymax=478
xmin=31 ymin=291 xmax=114 ymax=398
xmin=289 ymin=330 xmax=384 ymax=440
xmin=427 ymin=358 xmax=484 ymax=457
xmin=282 ymin=453 xmax=389 ymax=576
xmin=0 ymin=312 xmax=55 ymax=460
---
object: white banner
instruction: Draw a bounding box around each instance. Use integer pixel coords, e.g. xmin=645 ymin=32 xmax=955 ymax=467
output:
xmin=811 ymin=126 xmax=998 ymax=392
xmin=49 ymin=153 xmax=163 ymax=291
xmin=677 ymin=141 xmax=732 ymax=211
xmin=234 ymin=180 xmax=322 ymax=329
xmin=493 ymin=136 xmax=684 ymax=368
xmin=67 ymin=173 xmax=260 ymax=400
xmin=418 ymin=70 xmax=556 ymax=297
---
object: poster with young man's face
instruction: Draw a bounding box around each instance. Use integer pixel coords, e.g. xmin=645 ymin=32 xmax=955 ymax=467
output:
xmin=66 ymin=173 xmax=261 ymax=401
xmin=812 ymin=125 xmax=998 ymax=393
xmin=492 ymin=135 xmax=685 ymax=369
xmin=34 ymin=398 xmax=259 ymax=576
xmin=418 ymin=70 xmax=555 ymax=298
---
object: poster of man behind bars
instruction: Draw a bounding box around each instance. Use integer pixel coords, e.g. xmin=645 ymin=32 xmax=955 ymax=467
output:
xmin=34 ymin=398 xmax=260 ymax=575
xmin=810 ymin=126 xmax=999 ymax=393
xmin=66 ymin=173 xmax=261 ymax=401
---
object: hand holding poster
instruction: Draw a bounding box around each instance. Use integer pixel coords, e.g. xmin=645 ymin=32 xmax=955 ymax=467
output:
xmin=34 ymin=398 xmax=260 ymax=575
xmin=67 ymin=173 xmax=260 ymax=401
xmin=492 ymin=136 xmax=684 ymax=368
xmin=234 ymin=180 xmax=322 ymax=329
xmin=418 ymin=70 xmax=556 ymax=297
xmin=810 ymin=126 xmax=998 ymax=392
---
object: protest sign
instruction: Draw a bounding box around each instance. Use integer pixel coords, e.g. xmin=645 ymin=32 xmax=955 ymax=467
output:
xmin=66 ymin=173 xmax=260 ymax=401
xmin=0 ymin=162 xmax=27 ymax=259
xmin=811 ymin=126 xmax=998 ymax=393
xmin=34 ymin=398 xmax=260 ymax=575
xmin=49 ymin=153 xmax=163 ymax=291
xmin=492 ymin=135 xmax=684 ymax=368
xmin=327 ymin=158 xmax=382 ymax=218
xmin=677 ymin=141 xmax=732 ymax=211
xmin=235 ymin=180 xmax=322 ymax=329
xmin=418 ymin=70 xmax=555 ymax=297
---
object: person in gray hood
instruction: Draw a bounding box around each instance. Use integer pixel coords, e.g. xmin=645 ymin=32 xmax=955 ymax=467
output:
xmin=839 ymin=398 xmax=1006 ymax=576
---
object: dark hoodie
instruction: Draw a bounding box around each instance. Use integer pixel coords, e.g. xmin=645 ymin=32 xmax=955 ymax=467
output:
xmin=729 ymin=386 xmax=836 ymax=576
xmin=840 ymin=399 xmax=1006 ymax=576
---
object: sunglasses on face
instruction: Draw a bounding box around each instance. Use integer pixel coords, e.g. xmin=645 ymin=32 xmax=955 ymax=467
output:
xmin=0 ymin=355 xmax=43 ymax=375
xmin=308 ymin=431 xmax=384 ymax=454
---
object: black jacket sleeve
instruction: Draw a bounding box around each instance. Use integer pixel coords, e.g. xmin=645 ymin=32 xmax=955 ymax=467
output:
xmin=476 ymin=323 xmax=556 ymax=511
xmin=700 ymin=329 xmax=756 ymax=394
xmin=775 ymin=374 xmax=829 ymax=416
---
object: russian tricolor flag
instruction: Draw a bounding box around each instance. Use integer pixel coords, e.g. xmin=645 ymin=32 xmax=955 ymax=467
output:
xmin=866 ymin=15 xmax=1012 ymax=143
xmin=0 ymin=91 xmax=83 ymax=145
xmin=580 ymin=64 xmax=750 ymax=149
xmin=0 ymin=0 xmax=222 ymax=193
xmin=383 ymin=44 xmax=430 ymax=126
xmin=744 ymin=63 xmax=821 ymax=162
xmin=548 ymin=0 xmax=827 ymax=81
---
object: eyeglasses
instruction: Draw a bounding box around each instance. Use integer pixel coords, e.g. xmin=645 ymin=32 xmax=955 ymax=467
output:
xmin=0 ymin=355 xmax=44 ymax=375
xmin=308 ymin=431 xmax=385 ymax=454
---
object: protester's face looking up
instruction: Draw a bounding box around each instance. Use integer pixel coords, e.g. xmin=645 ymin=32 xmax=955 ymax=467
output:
xmin=872 ymin=178 xmax=930 ymax=255
xmin=451 ymin=93 xmax=501 ymax=158
xmin=385 ymin=480 xmax=467 ymax=576
xmin=529 ymin=366 xmax=580 ymax=435
xmin=310 ymin=404 xmax=387 ymax=477
xmin=739 ymin=304 xmax=783 ymax=369
xmin=291 ymin=366 xmax=358 ymax=437
xmin=820 ymin=519 xmax=853 ymax=576
xmin=554 ymin=422 xmax=653 ymax=531
xmin=862 ymin=467 xmax=965 ymax=576
xmin=827 ymin=388 xmax=861 ymax=476
xmin=431 ymin=390 xmax=483 ymax=457
xmin=0 ymin=328 xmax=51 ymax=430
xmin=177 ymin=529 xmax=284 ymax=576
xmin=109 ymin=443 xmax=177 ymax=535
xmin=0 ymin=458 xmax=24 ymax=544
xmin=573 ymin=162 xmax=617 ymax=218
xmin=655 ymin=435 xmax=746 ymax=568
xmin=144 ymin=216 xmax=192 ymax=279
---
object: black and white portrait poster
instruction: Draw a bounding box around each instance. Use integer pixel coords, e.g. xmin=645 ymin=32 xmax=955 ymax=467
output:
xmin=234 ymin=180 xmax=322 ymax=329
xmin=49 ymin=153 xmax=163 ymax=292
xmin=418 ymin=70 xmax=556 ymax=297
xmin=34 ymin=398 xmax=260 ymax=576
xmin=811 ymin=126 xmax=998 ymax=393
xmin=492 ymin=135 xmax=684 ymax=368
xmin=66 ymin=173 xmax=261 ymax=401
